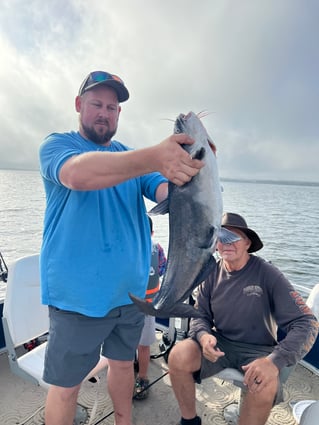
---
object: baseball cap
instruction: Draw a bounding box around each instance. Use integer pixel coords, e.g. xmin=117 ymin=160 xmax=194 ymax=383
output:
xmin=78 ymin=70 xmax=129 ymax=102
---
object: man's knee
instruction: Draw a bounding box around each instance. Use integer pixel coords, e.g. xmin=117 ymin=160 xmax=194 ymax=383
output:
xmin=168 ymin=339 xmax=201 ymax=372
xmin=108 ymin=358 xmax=133 ymax=372
xmin=48 ymin=384 xmax=81 ymax=403
xmin=243 ymin=379 xmax=278 ymax=409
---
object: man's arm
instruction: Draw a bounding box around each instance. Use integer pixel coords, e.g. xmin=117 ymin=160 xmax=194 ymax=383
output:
xmin=59 ymin=134 xmax=203 ymax=191
xmin=155 ymin=182 xmax=168 ymax=203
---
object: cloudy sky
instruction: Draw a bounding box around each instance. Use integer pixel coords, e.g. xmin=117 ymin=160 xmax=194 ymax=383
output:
xmin=1 ymin=0 xmax=318 ymax=182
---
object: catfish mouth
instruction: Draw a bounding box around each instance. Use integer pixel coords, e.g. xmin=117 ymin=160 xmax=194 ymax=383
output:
xmin=174 ymin=113 xmax=217 ymax=156
xmin=174 ymin=114 xmax=186 ymax=134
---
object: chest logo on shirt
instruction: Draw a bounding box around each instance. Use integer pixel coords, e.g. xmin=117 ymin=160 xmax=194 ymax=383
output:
xmin=243 ymin=285 xmax=263 ymax=297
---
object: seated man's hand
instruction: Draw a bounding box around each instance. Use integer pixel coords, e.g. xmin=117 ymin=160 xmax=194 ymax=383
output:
xmin=242 ymin=357 xmax=279 ymax=393
xmin=199 ymin=333 xmax=225 ymax=363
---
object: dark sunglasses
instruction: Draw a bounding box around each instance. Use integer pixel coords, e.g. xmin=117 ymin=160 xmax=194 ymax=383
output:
xmin=89 ymin=71 xmax=124 ymax=85
xmin=79 ymin=71 xmax=124 ymax=96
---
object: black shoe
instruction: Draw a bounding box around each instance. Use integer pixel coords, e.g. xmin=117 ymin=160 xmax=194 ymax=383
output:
xmin=179 ymin=416 xmax=201 ymax=425
xmin=133 ymin=377 xmax=150 ymax=400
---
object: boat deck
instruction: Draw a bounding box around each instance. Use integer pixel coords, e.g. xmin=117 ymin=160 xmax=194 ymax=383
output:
xmin=1 ymin=332 xmax=319 ymax=425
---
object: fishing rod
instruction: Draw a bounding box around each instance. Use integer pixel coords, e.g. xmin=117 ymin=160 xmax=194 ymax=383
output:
xmin=17 ymin=370 xmax=170 ymax=425
xmin=92 ymin=370 xmax=169 ymax=425
xmin=0 ymin=251 xmax=8 ymax=282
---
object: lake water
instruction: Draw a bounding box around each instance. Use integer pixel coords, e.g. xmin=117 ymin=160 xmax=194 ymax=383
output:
xmin=1 ymin=169 xmax=318 ymax=300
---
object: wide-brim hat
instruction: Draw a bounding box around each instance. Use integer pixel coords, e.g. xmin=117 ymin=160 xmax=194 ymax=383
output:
xmin=78 ymin=70 xmax=129 ymax=102
xmin=221 ymin=212 xmax=263 ymax=253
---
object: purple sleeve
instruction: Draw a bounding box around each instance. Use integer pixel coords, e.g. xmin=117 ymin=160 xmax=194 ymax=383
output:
xmin=157 ymin=243 xmax=167 ymax=277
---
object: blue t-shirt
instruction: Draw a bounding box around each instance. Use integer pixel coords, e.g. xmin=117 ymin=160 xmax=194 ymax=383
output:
xmin=39 ymin=131 xmax=167 ymax=317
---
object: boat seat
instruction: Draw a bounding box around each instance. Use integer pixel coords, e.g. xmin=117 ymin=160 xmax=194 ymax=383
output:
xmin=299 ymin=400 xmax=319 ymax=425
xmin=300 ymin=284 xmax=319 ymax=372
xmin=214 ymin=367 xmax=245 ymax=388
xmin=212 ymin=368 xmax=245 ymax=423
xmin=2 ymin=254 xmax=108 ymax=422
xmin=306 ymin=284 xmax=319 ymax=321
xmin=213 ymin=362 xmax=292 ymax=424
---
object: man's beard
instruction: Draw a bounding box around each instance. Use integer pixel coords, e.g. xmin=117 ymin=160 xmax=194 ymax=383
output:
xmin=81 ymin=121 xmax=117 ymax=145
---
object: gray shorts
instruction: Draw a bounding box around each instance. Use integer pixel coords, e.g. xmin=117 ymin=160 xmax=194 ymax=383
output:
xmin=139 ymin=315 xmax=156 ymax=346
xmin=193 ymin=331 xmax=293 ymax=404
xmin=43 ymin=304 xmax=145 ymax=387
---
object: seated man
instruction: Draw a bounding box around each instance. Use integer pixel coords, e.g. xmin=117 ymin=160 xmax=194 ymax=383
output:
xmin=168 ymin=212 xmax=319 ymax=425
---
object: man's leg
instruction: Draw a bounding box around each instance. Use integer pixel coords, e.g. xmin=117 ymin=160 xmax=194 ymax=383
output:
xmin=45 ymin=383 xmax=81 ymax=425
xmin=238 ymin=379 xmax=277 ymax=425
xmin=107 ymin=359 xmax=135 ymax=425
xmin=168 ymin=339 xmax=202 ymax=420
xmin=137 ymin=344 xmax=150 ymax=378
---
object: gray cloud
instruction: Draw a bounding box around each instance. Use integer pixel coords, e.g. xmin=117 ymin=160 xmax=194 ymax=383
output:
xmin=0 ymin=0 xmax=318 ymax=182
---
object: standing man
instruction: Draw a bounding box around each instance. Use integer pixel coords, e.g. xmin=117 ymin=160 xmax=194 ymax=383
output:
xmin=39 ymin=70 xmax=203 ymax=425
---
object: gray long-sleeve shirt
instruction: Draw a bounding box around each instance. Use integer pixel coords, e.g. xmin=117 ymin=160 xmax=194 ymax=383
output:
xmin=189 ymin=255 xmax=319 ymax=370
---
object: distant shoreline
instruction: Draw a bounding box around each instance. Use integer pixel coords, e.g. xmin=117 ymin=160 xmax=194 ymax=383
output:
xmin=221 ymin=178 xmax=319 ymax=188
xmin=0 ymin=168 xmax=318 ymax=188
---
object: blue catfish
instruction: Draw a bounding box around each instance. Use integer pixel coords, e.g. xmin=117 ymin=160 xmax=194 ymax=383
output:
xmin=129 ymin=112 xmax=239 ymax=318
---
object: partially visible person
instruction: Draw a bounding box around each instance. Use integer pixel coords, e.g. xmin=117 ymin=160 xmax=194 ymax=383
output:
xmin=306 ymin=283 xmax=319 ymax=320
xmin=168 ymin=212 xmax=319 ymax=425
xmin=39 ymin=70 xmax=204 ymax=425
xmin=0 ymin=250 xmax=8 ymax=283
xmin=134 ymin=216 xmax=167 ymax=399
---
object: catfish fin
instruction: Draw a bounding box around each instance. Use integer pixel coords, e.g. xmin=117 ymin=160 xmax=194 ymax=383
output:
xmin=218 ymin=228 xmax=241 ymax=244
xmin=129 ymin=293 xmax=165 ymax=316
xmin=160 ymin=302 xmax=202 ymax=318
xmin=148 ymin=198 xmax=169 ymax=216
xmin=129 ymin=292 xmax=201 ymax=318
